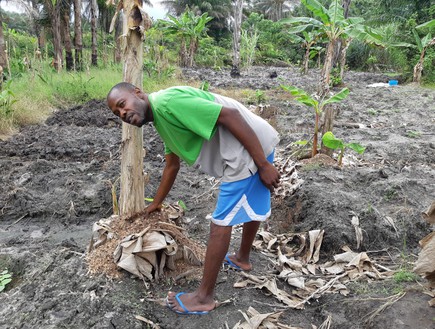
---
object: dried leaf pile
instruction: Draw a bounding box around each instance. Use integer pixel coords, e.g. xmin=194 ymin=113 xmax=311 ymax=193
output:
xmin=230 ymin=306 xmax=332 ymax=329
xmin=87 ymin=204 xmax=205 ymax=280
xmin=236 ymin=229 xmax=394 ymax=309
xmin=272 ymin=155 xmax=304 ymax=199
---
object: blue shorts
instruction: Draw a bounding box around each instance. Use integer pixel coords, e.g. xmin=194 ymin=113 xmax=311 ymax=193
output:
xmin=211 ymin=151 xmax=274 ymax=227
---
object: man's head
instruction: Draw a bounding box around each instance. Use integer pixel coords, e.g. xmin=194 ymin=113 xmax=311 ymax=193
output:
xmin=107 ymin=82 xmax=151 ymax=127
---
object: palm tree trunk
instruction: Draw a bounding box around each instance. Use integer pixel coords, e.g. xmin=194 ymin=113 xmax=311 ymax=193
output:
xmin=90 ymin=0 xmax=98 ymax=66
xmin=0 ymin=8 xmax=7 ymax=69
xmin=73 ymin=0 xmax=83 ymax=70
xmin=114 ymin=12 xmax=122 ymax=63
xmin=62 ymin=11 xmax=74 ymax=71
xmin=47 ymin=0 xmax=63 ymax=72
xmin=30 ymin=0 xmax=45 ymax=51
xmin=119 ymin=0 xmax=147 ymax=215
xmin=231 ymin=0 xmax=243 ymax=78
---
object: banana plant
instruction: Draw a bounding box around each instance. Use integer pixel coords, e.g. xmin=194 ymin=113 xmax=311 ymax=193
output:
xmin=287 ymin=30 xmax=325 ymax=74
xmin=321 ymin=131 xmax=365 ymax=166
xmin=281 ymin=0 xmax=383 ymax=96
xmin=281 ymin=85 xmax=349 ymax=157
xmin=412 ymin=19 xmax=435 ymax=84
xmin=159 ymin=10 xmax=213 ymax=67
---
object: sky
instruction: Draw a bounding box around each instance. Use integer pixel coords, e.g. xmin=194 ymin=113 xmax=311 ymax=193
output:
xmin=146 ymin=2 xmax=167 ymax=20
xmin=1 ymin=1 xmax=167 ymax=20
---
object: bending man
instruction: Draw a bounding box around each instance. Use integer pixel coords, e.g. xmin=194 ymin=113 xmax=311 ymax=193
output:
xmin=107 ymin=83 xmax=280 ymax=314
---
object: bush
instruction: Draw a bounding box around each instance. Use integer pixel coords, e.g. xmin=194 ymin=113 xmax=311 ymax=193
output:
xmin=195 ymin=37 xmax=230 ymax=68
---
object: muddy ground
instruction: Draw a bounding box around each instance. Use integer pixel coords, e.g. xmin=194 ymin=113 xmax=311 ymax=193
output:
xmin=0 ymin=66 xmax=434 ymax=329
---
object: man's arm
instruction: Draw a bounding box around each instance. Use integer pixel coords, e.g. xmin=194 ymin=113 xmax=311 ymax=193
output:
xmin=145 ymin=152 xmax=180 ymax=215
xmin=217 ymin=106 xmax=280 ymax=191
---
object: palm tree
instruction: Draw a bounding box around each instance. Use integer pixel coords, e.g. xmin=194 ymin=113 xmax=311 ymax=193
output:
xmin=44 ymin=0 xmax=63 ymax=72
xmin=253 ymin=0 xmax=295 ymax=21
xmin=73 ymin=0 xmax=83 ymax=70
xmin=0 ymin=2 xmax=7 ymax=70
xmin=61 ymin=0 xmax=74 ymax=70
xmin=90 ymin=0 xmax=98 ymax=66
xmin=161 ymin=0 xmax=231 ymax=37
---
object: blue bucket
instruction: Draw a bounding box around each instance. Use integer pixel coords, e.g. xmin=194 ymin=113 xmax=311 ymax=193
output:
xmin=389 ymin=80 xmax=398 ymax=86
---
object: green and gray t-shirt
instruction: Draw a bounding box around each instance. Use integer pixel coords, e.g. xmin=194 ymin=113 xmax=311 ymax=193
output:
xmin=148 ymin=86 xmax=279 ymax=182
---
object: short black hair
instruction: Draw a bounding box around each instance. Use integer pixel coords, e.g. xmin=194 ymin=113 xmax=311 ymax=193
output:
xmin=107 ymin=82 xmax=137 ymax=101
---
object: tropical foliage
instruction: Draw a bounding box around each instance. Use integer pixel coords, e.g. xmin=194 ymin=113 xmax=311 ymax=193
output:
xmin=280 ymin=85 xmax=350 ymax=157
xmin=1 ymin=0 xmax=434 ymax=135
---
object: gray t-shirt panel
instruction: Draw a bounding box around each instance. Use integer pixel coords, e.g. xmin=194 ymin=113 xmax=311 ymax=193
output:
xmin=194 ymin=93 xmax=280 ymax=182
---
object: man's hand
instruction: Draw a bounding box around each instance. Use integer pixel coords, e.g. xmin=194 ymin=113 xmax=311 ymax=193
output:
xmin=217 ymin=107 xmax=280 ymax=192
xmin=144 ymin=202 xmax=162 ymax=218
xmin=258 ymin=162 xmax=281 ymax=192
xmin=143 ymin=153 xmax=180 ymax=220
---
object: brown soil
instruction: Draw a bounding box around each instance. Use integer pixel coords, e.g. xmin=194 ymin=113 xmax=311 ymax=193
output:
xmin=1 ymin=66 xmax=434 ymax=329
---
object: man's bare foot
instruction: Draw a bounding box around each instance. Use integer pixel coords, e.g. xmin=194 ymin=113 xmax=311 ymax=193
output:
xmin=225 ymin=253 xmax=252 ymax=271
xmin=166 ymin=291 xmax=216 ymax=314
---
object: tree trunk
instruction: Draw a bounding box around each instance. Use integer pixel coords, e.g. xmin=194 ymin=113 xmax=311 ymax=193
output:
xmin=0 ymin=8 xmax=7 ymax=69
xmin=188 ymin=38 xmax=197 ymax=67
xmin=73 ymin=0 xmax=83 ymax=70
xmin=47 ymin=0 xmax=63 ymax=72
xmin=332 ymin=1 xmax=351 ymax=79
xmin=62 ymin=11 xmax=74 ymax=71
xmin=338 ymin=38 xmax=350 ymax=81
xmin=302 ymin=42 xmax=312 ymax=75
xmin=90 ymin=0 xmax=98 ymax=66
xmin=231 ymin=0 xmax=243 ymax=78
xmin=119 ymin=0 xmax=147 ymax=215
xmin=342 ymin=0 xmax=352 ymax=19
xmin=320 ymin=104 xmax=339 ymax=156
xmin=319 ymin=39 xmax=336 ymax=97
xmin=320 ymin=39 xmax=339 ymax=156
xmin=179 ymin=38 xmax=188 ymax=67
xmin=413 ymin=48 xmax=426 ymax=84
xmin=30 ymin=0 xmax=45 ymax=51
xmin=114 ymin=12 xmax=122 ymax=63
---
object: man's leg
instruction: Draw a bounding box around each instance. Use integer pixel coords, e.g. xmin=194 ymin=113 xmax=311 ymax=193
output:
xmin=167 ymin=222 xmax=232 ymax=313
xmin=227 ymin=220 xmax=261 ymax=271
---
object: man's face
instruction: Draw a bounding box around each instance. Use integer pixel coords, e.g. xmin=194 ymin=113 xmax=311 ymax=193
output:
xmin=107 ymin=89 xmax=146 ymax=127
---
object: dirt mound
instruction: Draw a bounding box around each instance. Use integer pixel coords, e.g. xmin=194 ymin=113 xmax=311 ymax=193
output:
xmin=0 ymin=66 xmax=434 ymax=329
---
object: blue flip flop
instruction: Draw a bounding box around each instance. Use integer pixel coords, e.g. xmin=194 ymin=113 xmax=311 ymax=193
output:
xmin=166 ymin=292 xmax=210 ymax=315
xmin=223 ymin=253 xmax=242 ymax=271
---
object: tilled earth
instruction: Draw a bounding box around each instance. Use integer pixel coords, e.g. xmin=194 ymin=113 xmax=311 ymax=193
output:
xmin=0 ymin=66 xmax=434 ymax=329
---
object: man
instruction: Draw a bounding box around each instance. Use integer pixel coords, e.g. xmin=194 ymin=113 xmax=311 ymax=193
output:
xmin=107 ymin=83 xmax=280 ymax=315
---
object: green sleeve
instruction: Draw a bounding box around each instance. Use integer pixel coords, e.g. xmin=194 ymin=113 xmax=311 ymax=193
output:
xmin=165 ymin=94 xmax=222 ymax=141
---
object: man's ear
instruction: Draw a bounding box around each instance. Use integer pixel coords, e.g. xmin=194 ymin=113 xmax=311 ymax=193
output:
xmin=134 ymin=87 xmax=142 ymax=96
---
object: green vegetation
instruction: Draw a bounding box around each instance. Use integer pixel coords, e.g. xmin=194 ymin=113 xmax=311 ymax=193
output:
xmin=406 ymin=130 xmax=421 ymax=138
xmin=393 ymin=269 xmax=420 ymax=283
xmin=281 ymin=85 xmax=350 ymax=157
xmin=1 ymin=1 xmax=434 ymax=135
xmin=321 ymin=131 xmax=366 ymax=166
xmin=0 ymin=62 xmax=182 ymax=135
xmin=0 ymin=270 xmax=12 ymax=292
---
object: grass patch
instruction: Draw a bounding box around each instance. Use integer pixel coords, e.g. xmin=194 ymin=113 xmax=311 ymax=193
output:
xmin=0 ymin=63 xmax=184 ymax=137
xmin=393 ymin=269 xmax=419 ymax=283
